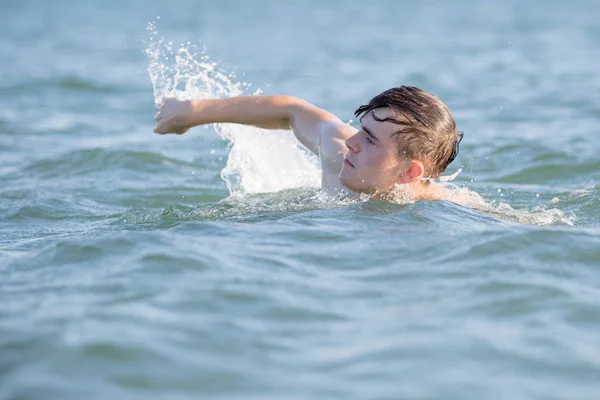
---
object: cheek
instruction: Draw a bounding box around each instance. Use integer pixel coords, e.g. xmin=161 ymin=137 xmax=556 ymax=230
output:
xmin=369 ymin=150 xmax=398 ymax=170
xmin=361 ymin=146 xmax=383 ymax=164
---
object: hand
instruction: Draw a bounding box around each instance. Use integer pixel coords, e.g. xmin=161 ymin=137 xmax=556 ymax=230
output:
xmin=153 ymin=98 xmax=193 ymax=134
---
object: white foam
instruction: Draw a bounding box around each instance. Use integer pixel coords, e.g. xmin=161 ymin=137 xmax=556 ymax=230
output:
xmin=442 ymin=184 xmax=576 ymax=226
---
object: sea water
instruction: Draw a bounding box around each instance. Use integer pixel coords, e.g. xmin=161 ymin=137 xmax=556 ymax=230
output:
xmin=1 ymin=1 xmax=599 ymax=399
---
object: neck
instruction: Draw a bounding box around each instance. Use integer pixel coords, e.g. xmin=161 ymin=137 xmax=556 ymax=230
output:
xmin=371 ymin=180 xmax=439 ymax=202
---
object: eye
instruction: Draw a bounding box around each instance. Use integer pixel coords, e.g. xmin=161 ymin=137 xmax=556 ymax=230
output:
xmin=366 ymin=136 xmax=375 ymax=145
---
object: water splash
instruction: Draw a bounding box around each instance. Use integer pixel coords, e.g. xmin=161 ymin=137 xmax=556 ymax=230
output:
xmin=145 ymin=21 xmax=321 ymax=198
xmin=438 ymin=168 xmax=462 ymax=182
xmin=146 ymin=21 xmax=247 ymax=104
xmin=442 ymin=185 xmax=576 ymax=226
xmin=422 ymin=167 xmax=463 ymax=183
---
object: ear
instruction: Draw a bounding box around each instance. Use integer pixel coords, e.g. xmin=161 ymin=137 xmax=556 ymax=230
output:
xmin=396 ymin=160 xmax=425 ymax=184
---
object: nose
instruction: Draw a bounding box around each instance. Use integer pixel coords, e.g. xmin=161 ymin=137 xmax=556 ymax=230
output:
xmin=345 ymin=133 xmax=360 ymax=153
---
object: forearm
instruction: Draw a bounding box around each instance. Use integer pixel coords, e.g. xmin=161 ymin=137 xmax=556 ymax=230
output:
xmin=154 ymin=94 xmax=343 ymax=155
xmin=188 ymin=95 xmax=299 ymax=130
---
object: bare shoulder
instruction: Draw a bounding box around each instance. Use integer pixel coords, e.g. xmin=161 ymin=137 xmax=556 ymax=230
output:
xmin=319 ymin=119 xmax=356 ymax=141
xmin=318 ymin=120 xmax=356 ymax=172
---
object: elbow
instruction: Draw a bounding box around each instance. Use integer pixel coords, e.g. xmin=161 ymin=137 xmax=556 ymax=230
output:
xmin=278 ymin=96 xmax=310 ymax=120
xmin=271 ymin=96 xmax=306 ymax=127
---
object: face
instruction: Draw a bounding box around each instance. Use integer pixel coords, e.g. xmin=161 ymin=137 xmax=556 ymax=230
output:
xmin=340 ymin=108 xmax=411 ymax=194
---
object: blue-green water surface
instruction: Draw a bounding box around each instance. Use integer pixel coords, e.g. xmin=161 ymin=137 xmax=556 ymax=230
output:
xmin=1 ymin=1 xmax=600 ymax=399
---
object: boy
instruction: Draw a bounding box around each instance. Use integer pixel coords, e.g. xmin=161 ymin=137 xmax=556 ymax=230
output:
xmin=153 ymin=86 xmax=463 ymax=201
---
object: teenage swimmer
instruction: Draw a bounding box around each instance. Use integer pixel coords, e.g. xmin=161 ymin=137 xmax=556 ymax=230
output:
xmin=153 ymin=86 xmax=463 ymax=201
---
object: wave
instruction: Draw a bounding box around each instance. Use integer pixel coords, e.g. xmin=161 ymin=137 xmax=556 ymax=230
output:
xmin=2 ymin=75 xmax=119 ymax=94
xmin=497 ymin=160 xmax=600 ymax=184
xmin=23 ymin=148 xmax=198 ymax=179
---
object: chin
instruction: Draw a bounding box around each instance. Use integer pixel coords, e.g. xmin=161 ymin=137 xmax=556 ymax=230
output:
xmin=339 ymin=175 xmax=375 ymax=194
xmin=339 ymin=175 xmax=356 ymax=192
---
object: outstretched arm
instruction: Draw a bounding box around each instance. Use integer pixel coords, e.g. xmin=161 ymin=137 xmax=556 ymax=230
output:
xmin=153 ymin=95 xmax=353 ymax=156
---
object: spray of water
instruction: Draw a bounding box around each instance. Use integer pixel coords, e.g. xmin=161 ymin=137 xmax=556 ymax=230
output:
xmin=145 ymin=21 xmax=321 ymax=199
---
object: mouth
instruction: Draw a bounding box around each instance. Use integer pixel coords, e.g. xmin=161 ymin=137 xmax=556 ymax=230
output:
xmin=344 ymin=158 xmax=354 ymax=168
